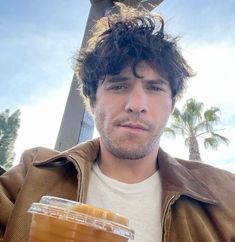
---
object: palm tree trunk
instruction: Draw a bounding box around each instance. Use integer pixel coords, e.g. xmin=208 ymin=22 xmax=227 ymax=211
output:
xmin=188 ymin=136 xmax=202 ymax=161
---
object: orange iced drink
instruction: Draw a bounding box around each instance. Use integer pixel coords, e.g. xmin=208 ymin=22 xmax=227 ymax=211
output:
xmin=28 ymin=196 xmax=134 ymax=242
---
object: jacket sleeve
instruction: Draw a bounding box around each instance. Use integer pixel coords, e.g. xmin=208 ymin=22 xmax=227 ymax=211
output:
xmin=0 ymin=149 xmax=38 ymax=240
xmin=0 ymin=146 xmax=56 ymax=241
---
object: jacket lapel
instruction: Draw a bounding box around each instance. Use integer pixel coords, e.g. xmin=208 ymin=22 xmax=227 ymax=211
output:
xmin=158 ymin=148 xmax=218 ymax=219
xmin=33 ymin=139 xmax=100 ymax=202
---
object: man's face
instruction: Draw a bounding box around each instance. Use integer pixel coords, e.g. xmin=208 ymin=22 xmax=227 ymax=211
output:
xmin=91 ymin=61 xmax=173 ymax=160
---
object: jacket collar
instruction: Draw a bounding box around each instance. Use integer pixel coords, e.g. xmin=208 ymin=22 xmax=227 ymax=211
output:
xmin=34 ymin=139 xmax=218 ymax=205
xmin=33 ymin=139 xmax=100 ymax=202
xmin=158 ymin=148 xmax=218 ymax=205
xmin=33 ymin=138 xmax=100 ymax=168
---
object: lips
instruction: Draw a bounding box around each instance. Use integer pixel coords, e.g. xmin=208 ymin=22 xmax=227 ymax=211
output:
xmin=119 ymin=123 xmax=148 ymax=131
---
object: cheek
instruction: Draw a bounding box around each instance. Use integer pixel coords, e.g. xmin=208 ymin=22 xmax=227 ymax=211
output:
xmin=163 ymin=98 xmax=173 ymax=112
xmin=93 ymin=101 xmax=110 ymax=125
xmin=152 ymin=98 xmax=172 ymax=121
xmin=162 ymin=102 xmax=172 ymax=119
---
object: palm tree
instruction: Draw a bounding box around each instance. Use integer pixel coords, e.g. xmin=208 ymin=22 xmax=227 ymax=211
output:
xmin=165 ymin=98 xmax=230 ymax=161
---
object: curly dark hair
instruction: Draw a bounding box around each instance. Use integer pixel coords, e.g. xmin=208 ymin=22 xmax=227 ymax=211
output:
xmin=74 ymin=4 xmax=194 ymax=106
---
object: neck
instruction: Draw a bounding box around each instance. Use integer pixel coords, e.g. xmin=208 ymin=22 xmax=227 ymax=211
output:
xmin=97 ymin=140 xmax=159 ymax=184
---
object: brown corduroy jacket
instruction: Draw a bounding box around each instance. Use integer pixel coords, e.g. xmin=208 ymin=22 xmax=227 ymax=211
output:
xmin=0 ymin=138 xmax=235 ymax=242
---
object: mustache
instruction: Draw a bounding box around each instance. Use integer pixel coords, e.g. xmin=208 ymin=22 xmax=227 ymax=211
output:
xmin=112 ymin=115 xmax=154 ymax=130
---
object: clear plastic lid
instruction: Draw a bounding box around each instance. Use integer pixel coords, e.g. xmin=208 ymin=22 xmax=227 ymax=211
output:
xmin=28 ymin=196 xmax=134 ymax=240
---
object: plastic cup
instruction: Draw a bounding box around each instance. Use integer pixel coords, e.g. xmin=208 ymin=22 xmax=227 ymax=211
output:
xmin=28 ymin=196 xmax=134 ymax=242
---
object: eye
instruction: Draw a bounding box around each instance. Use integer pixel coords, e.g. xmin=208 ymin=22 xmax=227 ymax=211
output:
xmin=111 ymin=85 xmax=127 ymax=90
xmin=146 ymin=84 xmax=164 ymax=92
xmin=107 ymin=83 xmax=129 ymax=91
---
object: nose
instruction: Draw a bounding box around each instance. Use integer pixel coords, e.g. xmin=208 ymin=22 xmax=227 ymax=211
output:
xmin=124 ymin=85 xmax=148 ymax=114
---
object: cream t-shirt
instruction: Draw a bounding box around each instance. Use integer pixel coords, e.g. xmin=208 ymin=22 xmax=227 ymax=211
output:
xmin=86 ymin=163 xmax=162 ymax=242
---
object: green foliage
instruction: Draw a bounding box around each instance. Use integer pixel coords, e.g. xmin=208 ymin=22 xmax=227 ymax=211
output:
xmin=0 ymin=109 xmax=21 ymax=170
xmin=165 ymin=98 xmax=230 ymax=161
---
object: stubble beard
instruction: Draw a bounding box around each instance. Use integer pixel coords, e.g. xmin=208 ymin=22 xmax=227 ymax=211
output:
xmin=101 ymin=133 xmax=160 ymax=160
xmin=96 ymin=114 xmax=162 ymax=160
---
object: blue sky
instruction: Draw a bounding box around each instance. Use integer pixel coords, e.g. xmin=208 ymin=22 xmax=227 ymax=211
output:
xmin=0 ymin=0 xmax=89 ymax=109
xmin=0 ymin=0 xmax=235 ymax=171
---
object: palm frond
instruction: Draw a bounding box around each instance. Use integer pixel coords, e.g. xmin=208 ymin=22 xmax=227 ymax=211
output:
xmin=184 ymin=98 xmax=203 ymax=118
xmin=204 ymin=132 xmax=230 ymax=150
xmin=171 ymin=123 xmax=187 ymax=135
xmin=164 ymin=127 xmax=176 ymax=138
xmin=204 ymin=137 xmax=218 ymax=150
xmin=194 ymin=121 xmax=208 ymax=134
xmin=204 ymin=107 xmax=221 ymax=123
xmin=171 ymin=108 xmax=182 ymax=123
xmin=211 ymin=132 xmax=230 ymax=145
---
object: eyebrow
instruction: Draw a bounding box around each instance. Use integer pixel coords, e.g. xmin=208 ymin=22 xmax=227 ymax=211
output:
xmin=101 ymin=74 xmax=129 ymax=85
xmin=102 ymin=74 xmax=169 ymax=87
xmin=147 ymin=79 xmax=170 ymax=86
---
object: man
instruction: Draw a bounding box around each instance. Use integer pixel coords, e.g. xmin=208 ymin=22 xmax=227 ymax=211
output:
xmin=1 ymin=4 xmax=235 ymax=242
